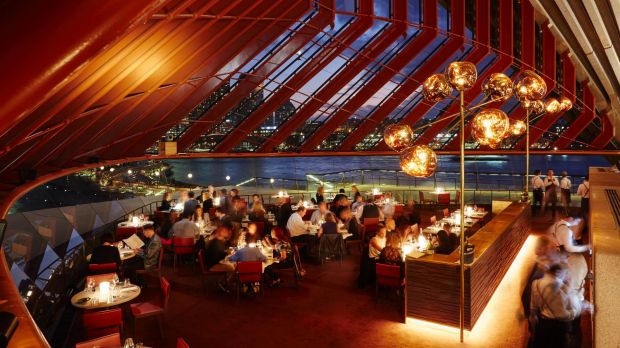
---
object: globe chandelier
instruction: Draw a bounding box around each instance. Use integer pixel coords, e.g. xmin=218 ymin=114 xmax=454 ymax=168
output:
xmin=383 ymin=63 xmax=572 ymax=341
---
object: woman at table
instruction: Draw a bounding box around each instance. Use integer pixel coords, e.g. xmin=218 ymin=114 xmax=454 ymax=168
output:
xmin=158 ymin=192 xmax=173 ymax=211
xmin=250 ymin=194 xmax=262 ymax=210
xmin=351 ymin=185 xmax=362 ymax=201
xmin=263 ymin=227 xmax=293 ymax=287
xmin=192 ymin=207 xmax=206 ymax=229
xmin=315 ymin=186 xmax=325 ymax=204
xmin=434 ymin=230 xmax=455 ymax=255
xmin=393 ymin=216 xmax=413 ymax=244
xmin=379 ymin=233 xmax=405 ymax=280
xmin=317 ymin=212 xmax=338 ymax=238
xmin=369 ymin=225 xmax=387 ymax=260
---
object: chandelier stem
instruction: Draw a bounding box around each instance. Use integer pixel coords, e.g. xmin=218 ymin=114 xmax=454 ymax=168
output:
xmin=459 ymin=90 xmax=466 ymax=343
xmin=525 ymin=108 xmax=530 ymax=200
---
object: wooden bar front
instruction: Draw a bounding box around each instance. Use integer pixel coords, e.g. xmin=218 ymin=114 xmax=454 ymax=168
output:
xmin=406 ymin=202 xmax=530 ymax=329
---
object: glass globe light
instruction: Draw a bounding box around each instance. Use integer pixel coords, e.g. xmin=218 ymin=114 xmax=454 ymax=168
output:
xmin=384 ymin=124 xmax=413 ymax=151
xmin=471 ymin=109 xmax=510 ymax=148
xmin=508 ymin=120 xmax=527 ymax=136
xmin=513 ymin=70 xmax=547 ymax=101
xmin=482 ymin=73 xmax=513 ymax=101
xmin=545 ymin=98 xmax=562 ymax=113
xmin=422 ymin=74 xmax=453 ymax=102
xmin=522 ymin=99 xmax=545 ymax=114
xmin=400 ymin=145 xmax=437 ymax=178
xmin=446 ymin=61 xmax=477 ymax=91
xmin=559 ymin=96 xmax=572 ymax=111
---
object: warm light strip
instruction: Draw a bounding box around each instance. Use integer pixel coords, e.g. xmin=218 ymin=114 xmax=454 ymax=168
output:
xmin=404 ymin=235 xmax=537 ymax=345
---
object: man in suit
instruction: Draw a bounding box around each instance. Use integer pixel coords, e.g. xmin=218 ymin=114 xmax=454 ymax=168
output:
xmin=276 ymin=196 xmax=293 ymax=229
xmin=125 ymin=224 xmax=162 ymax=283
xmin=360 ymin=197 xmax=383 ymax=222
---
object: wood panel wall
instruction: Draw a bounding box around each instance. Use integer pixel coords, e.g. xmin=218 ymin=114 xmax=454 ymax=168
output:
xmin=406 ymin=203 xmax=530 ymax=329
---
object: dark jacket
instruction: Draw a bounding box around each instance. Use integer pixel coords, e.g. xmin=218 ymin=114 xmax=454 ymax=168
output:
xmin=139 ymin=234 xmax=162 ymax=270
xmin=203 ymin=239 xmax=228 ymax=270
xmin=91 ymin=245 xmax=121 ymax=266
xmin=361 ymin=204 xmax=381 ymax=221
xmin=276 ymin=203 xmax=293 ymax=229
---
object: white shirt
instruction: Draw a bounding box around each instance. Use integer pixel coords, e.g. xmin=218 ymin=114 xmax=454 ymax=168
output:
xmin=577 ymin=182 xmax=590 ymax=198
xmin=286 ymin=212 xmax=307 ymax=237
xmin=560 ymin=177 xmax=571 ymax=190
xmin=171 ymin=218 xmax=200 ymax=238
xmin=543 ymin=176 xmax=559 ymax=191
xmin=531 ymin=273 xmax=581 ymax=321
xmin=531 ymin=176 xmax=544 ymax=190
xmin=310 ymin=210 xmax=327 ymax=225
xmin=382 ymin=202 xmax=395 ymax=217
xmin=550 ymin=220 xmax=589 ymax=253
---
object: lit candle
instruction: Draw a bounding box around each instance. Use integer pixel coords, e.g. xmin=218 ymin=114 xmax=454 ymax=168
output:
xmin=131 ymin=216 xmax=140 ymax=226
xmin=278 ymin=191 xmax=284 ymax=197
xmin=417 ymin=234 xmax=428 ymax=251
xmin=372 ymin=188 xmax=380 ymax=195
xmin=99 ymin=281 xmax=110 ymax=303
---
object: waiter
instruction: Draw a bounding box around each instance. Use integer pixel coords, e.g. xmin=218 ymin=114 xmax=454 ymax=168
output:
xmin=576 ymin=176 xmax=590 ymax=217
xmin=531 ymin=169 xmax=544 ymax=216
xmin=542 ymin=169 xmax=559 ymax=218
xmin=559 ymin=171 xmax=572 ymax=215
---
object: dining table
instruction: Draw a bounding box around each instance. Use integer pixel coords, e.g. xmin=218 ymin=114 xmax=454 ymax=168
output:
xmin=117 ymin=220 xmax=154 ymax=228
xmin=71 ymin=279 xmax=141 ymax=309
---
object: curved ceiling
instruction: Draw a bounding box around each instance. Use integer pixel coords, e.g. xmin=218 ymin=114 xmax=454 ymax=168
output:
xmin=0 ymin=0 xmax=618 ymax=199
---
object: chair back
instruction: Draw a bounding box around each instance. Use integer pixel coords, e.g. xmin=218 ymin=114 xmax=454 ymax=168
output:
xmin=394 ymin=205 xmax=404 ymax=217
xmin=376 ymin=263 xmax=402 ymax=288
xmin=160 ymin=276 xmax=171 ymax=311
xmin=442 ymin=208 xmax=450 ymax=218
xmin=454 ymin=190 xmax=461 ymax=204
xmin=176 ymin=338 xmax=191 ymax=348
xmin=76 ymin=333 xmax=121 ymax=348
xmin=430 ymin=216 xmax=437 ymax=225
xmin=172 ymin=237 xmax=195 ymax=255
xmin=197 ymin=249 xmax=207 ymax=274
xmin=82 ymin=308 xmax=123 ymax=339
xmin=157 ymin=247 xmax=164 ymax=270
xmin=319 ymin=234 xmax=344 ymax=256
xmin=236 ymin=261 xmax=263 ymax=283
xmin=87 ymin=262 xmax=117 ymax=275
xmin=363 ymin=217 xmax=379 ymax=235
xmin=437 ymin=193 xmax=450 ymax=205
xmin=115 ymin=226 xmax=139 ymax=240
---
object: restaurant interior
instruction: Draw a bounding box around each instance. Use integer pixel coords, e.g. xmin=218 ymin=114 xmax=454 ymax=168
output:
xmin=1 ymin=0 xmax=620 ymax=347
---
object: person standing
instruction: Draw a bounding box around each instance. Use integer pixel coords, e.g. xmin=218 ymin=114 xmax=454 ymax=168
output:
xmin=531 ymin=170 xmax=544 ymax=216
xmin=576 ymin=176 xmax=590 ymax=217
xmin=559 ymin=171 xmax=572 ymax=215
xmin=183 ymin=191 xmax=199 ymax=216
xmin=542 ymin=169 xmax=559 ymax=218
xmin=315 ymin=186 xmax=325 ymax=204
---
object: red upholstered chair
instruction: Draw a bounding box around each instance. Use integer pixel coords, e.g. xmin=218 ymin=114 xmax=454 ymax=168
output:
xmin=375 ymin=263 xmax=405 ymax=321
xmin=115 ymin=226 xmax=139 ymax=240
xmin=437 ymin=193 xmax=451 ymax=205
xmin=394 ymin=205 xmax=404 ymax=217
xmin=82 ymin=308 xmax=123 ymax=340
xmin=235 ymin=261 xmax=264 ymax=302
xmin=452 ymin=190 xmax=461 ymax=206
xmin=172 ymin=237 xmax=195 ymax=272
xmin=75 ymin=333 xmax=120 ymax=348
xmin=87 ymin=262 xmax=117 ymax=275
xmin=362 ymin=217 xmax=380 ymax=241
xmin=130 ymin=277 xmax=171 ymax=337
xmin=177 ymin=338 xmax=190 ymax=348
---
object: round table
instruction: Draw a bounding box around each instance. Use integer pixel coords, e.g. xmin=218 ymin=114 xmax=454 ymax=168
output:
xmin=117 ymin=220 xmax=154 ymax=228
xmin=71 ymin=284 xmax=141 ymax=309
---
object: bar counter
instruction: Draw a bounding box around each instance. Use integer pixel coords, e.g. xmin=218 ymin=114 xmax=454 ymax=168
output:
xmin=406 ymin=202 xmax=530 ymax=329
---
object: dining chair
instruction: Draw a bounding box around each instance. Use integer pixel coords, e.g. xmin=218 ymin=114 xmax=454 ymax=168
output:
xmin=375 ymin=263 xmax=405 ymax=322
xmin=235 ymin=261 xmax=264 ymax=303
xmin=136 ymin=247 xmax=164 ymax=287
xmin=451 ymin=190 xmax=461 ymax=206
xmin=437 ymin=193 xmax=451 ymax=205
xmin=82 ymin=308 xmax=123 ymax=340
xmin=75 ymin=333 xmax=121 ymax=348
xmin=318 ymin=234 xmax=345 ymax=265
xmin=176 ymin=337 xmax=191 ymax=348
xmin=362 ymin=217 xmax=380 ymax=240
xmin=418 ymin=191 xmax=434 ymax=205
xmin=393 ymin=205 xmax=404 ymax=217
xmin=196 ymin=249 xmax=227 ymax=290
xmin=130 ymin=276 xmax=170 ymax=337
xmin=171 ymin=237 xmax=195 ymax=272
xmin=87 ymin=262 xmax=117 ymax=275
xmin=115 ymin=226 xmax=139 ymax=241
